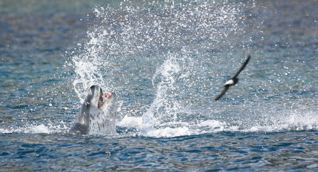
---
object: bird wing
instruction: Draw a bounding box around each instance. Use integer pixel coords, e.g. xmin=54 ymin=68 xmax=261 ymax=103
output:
xmin=215 ymin=85 xmax=230 ymax=101
xmin=233 ymin=55 xmax=251 ymax=79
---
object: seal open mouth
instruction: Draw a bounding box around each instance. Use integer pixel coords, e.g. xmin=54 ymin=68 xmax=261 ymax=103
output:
xmin=98 ymin=90 xmax=114 ymax=109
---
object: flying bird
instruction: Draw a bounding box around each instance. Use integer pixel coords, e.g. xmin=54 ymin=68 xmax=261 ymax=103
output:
xmin=215 ymin=55 xmax=251 ymax=101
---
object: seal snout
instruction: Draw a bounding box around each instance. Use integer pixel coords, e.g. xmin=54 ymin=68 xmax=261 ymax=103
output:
xmin=104 ymin=92 xmax=113 ymax=99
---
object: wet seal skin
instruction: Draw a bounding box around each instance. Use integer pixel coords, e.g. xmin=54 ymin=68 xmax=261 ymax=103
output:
xmin=70 ymin=85 xmax=114 ymax=134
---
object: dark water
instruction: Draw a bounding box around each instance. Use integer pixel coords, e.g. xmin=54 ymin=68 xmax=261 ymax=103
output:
xmin=1 ymin=0 xmax=318 ymax=171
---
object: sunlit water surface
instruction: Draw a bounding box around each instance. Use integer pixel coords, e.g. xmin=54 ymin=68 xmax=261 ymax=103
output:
xmin=1 ymin=0 xmax=318 ymax=170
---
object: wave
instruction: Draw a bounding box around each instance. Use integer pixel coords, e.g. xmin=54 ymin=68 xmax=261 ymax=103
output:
xmin=0 ymin=122 xmax=68 ymax=134
xmin=1 ymin=109 xmax=318 ymax=137
xmin=117 ymin=110 xmax=318 ymax=138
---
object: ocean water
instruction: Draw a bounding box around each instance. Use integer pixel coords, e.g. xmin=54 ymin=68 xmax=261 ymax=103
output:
xmin=1 ymin=0 xmax=318 ymax=171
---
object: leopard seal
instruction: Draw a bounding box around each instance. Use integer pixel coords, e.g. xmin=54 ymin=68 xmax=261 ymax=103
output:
xmin=70 ymin=85 xmax=115 ymax=134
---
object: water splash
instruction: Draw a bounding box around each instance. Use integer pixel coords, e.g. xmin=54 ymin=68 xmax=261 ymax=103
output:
xmin=142 ymin=53 xmax=183 ymax=128
xmin=70 ymin=1 xmax=248 ymax=102
xmin=67 ymin=0 xmax=263 ymax=137
xmin=65 ymin=1 xmax=318 ymax=137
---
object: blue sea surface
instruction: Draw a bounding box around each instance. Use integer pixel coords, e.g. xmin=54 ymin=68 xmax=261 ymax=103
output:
xmin=1 ymin=0 xmax=318 ymax=171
